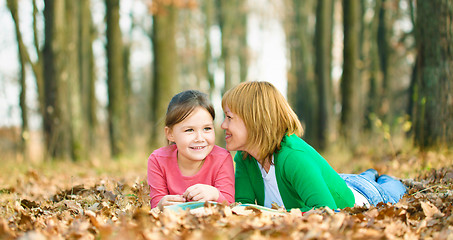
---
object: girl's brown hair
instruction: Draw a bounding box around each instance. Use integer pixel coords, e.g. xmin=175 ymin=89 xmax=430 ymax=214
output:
xmin=166 ymin=90 xmax=215 ymax=133
xmin=222 ymin=81 xmax=303 ymax=164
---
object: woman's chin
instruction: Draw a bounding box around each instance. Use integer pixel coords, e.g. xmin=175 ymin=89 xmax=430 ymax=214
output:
xmin=226 ymin=144 xmax=240 ymax=152
xmin=225 ymin=144 xmax=235 ymax=151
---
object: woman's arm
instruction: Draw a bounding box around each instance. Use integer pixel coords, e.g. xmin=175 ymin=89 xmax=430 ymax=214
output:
xmin=234 ymin=155 xmax=256 ymax=204
xmin=284 ymin=152 xmax=338 ymax=210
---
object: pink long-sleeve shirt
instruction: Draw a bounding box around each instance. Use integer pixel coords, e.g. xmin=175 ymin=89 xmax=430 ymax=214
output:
xmin=147 ymin=144 xmax=235 ymax=208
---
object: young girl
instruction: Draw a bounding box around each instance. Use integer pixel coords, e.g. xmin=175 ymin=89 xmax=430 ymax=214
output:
xmin=221 ymin=81 xmax=406 ymax=212
xmin=147 ymin=90 xmax=234 ymax=210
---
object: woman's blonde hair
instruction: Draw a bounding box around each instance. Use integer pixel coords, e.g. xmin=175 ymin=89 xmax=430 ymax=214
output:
xmin=222 ymin=81 xmax=303 ymax=163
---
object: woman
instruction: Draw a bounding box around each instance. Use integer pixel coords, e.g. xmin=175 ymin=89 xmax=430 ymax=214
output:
xmin=221 ymin=81 xmax=406 ymax=212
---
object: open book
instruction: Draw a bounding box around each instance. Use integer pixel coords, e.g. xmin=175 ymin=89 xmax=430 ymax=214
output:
xmin=163 ymin=201 xmax=287 ymax=216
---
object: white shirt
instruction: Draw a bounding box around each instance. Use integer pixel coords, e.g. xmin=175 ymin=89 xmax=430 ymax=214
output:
xmin=257 ymin=156 xmax=285 ymax=209
xmin=348 ymin=186 xmax=370 ymax=208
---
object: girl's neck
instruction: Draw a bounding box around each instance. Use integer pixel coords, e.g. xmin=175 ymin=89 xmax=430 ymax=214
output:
xmin=177 ymin=155 xmax=205 ymax=177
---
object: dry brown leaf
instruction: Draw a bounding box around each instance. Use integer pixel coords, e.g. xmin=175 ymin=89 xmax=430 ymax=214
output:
xmin=421 ymin=201 xmax=444 ymax=219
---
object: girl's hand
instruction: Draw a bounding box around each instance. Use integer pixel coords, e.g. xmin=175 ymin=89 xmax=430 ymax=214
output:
xmin=157 ymin=195 xmax=186 ymax=210
xmin=183 ymin=184 xmax=220 ymax=202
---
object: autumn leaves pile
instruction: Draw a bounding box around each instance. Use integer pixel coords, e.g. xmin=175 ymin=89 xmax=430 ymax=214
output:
xmin=0 ymin=164 xmax=452 ymax=239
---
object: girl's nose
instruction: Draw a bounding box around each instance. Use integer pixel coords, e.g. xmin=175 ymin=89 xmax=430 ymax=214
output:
xmin=195 ymin=131 xmax=204 ymax=141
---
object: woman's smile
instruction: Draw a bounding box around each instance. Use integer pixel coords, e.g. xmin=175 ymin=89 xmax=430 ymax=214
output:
xmin=224 ymin=132 xmax=232 ymax=140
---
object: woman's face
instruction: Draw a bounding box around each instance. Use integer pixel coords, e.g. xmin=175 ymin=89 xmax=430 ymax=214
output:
xmin=221 ymin=106 xmax=248 ymax=152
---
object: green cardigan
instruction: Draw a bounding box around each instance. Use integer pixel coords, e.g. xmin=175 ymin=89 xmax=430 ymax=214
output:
xmin=234 ymin=134 xmax=355 ymax=212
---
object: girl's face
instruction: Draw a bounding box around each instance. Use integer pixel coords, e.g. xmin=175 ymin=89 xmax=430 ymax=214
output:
xmin=165 ymin=107 xmax=215 ymax=164
xmin=221 ymin=106 xmax=248 ymax=152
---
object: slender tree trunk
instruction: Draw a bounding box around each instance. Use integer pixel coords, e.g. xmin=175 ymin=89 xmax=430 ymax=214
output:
xmin=151 ymin=3 xmax=179 ymax=148
xmin=237 ymin=1 xmax=248 ymax=82
xmin=105 ymin=0 xmax=127 ymax=157
xmin=413 ymin=0 xmax=453 ymax=149
xmin=79 ymin=0 xmax=97 ymax=155
xmin=7 ymin=0 xmax=29 ymax=160
xmin=341 ymin=0 xmax=361 ymax=147
xmin=364 ymin=0 xmax=382 ymax=129
xmin=32 ymin=0 xmax=45 ymax=117
xmin=377 ymin=0 xmax=391 ymax=120
xmin=314 ymin=0 xmax=334 ymax=150
xmin=218 ymin=0 xmax=235 ymax=93
xmin=65 ymin=0 xmax=86 ymax=161
xmin=202 ymin=0 xmax=216 ymax=96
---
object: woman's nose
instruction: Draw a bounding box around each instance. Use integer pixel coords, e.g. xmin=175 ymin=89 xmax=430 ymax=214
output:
xmin=221 ymin=119 xmax=227 ymax=129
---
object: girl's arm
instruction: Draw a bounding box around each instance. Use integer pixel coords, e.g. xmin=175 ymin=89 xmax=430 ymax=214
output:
xmin=147 ymin=154 xmax=172 ymax=208
xmin=184 ymin=152 xmax=235 ymax=203
xmin=213 ymin=153 xmax=235 ymax=204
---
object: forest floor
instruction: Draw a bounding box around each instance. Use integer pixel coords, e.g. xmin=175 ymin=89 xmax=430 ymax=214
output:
xmin=0 ymin=146 xmax=452 ymax=239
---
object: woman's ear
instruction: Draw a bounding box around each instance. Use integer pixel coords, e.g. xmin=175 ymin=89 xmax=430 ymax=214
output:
xmin=165 ymin=126 xmax=174 ymax=142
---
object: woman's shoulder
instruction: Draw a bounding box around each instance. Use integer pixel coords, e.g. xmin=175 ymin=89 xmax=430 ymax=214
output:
xmin=280 ymin=134 xmax=311 ymax=151
xmin=277 ymin=134 xmax=319 ymax=162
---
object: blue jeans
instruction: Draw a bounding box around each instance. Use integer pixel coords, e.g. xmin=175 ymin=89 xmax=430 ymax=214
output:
xmin=340 ymin=169 xmax=406 ymax=206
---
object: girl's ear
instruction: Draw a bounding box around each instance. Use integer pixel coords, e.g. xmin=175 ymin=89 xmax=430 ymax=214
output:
xmin=165 ymin=126 xmax=174 ymax=142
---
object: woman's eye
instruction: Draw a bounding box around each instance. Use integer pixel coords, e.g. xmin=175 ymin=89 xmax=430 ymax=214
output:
xmin=185 ymin=129 xmax=194 ymax=132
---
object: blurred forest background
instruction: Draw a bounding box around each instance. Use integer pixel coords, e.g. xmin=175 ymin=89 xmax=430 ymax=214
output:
xmin=0 ymin=0 xmax=451 ymax=165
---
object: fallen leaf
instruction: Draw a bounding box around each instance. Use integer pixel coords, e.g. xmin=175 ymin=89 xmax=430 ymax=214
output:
xmin=421 ymin=201 xmax=444 ymax=219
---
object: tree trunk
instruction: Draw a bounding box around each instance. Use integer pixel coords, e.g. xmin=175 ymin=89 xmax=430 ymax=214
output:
xmin=314 ymin=0 xmax=334 ymax=150
xmin=65 ymin=0 xmax=86 ymax=161
xmin=412 ymin=0 xmax=453 ymax=149
xmin=377 ymin=0 xmax=391 ymax=120
xmin=105 ymin=0 xmax=127 ymax=158
xmin=32 ymin=0 xmax=45 ymax=117
xmin=237 ymin=1 xmax=248 ymax=83
xmin=151 ymin=3 xmax=180 ymax=148
xmin=218 ymin=0 xmax=236 ymax=93
xmin=285 ymin=0 xmax=317 ymax=145
xmin=79 ymin=0 xmax=97 ymax=155
xmin=202 ymin=0 xmax=216 ymax=96
xmin=7 ymin=0 xmax=29 ymax=160
xmin=341 ymin=0 xmax=361 ymax=147
xmin=364 ymin=0 xmax=382 ymax=129
xmin=43 ymin=0 xmax=72 ymax=160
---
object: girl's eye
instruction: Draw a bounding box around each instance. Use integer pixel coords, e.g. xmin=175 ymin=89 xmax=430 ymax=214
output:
xmin=204 ymin=127 xmax=212 ymax=131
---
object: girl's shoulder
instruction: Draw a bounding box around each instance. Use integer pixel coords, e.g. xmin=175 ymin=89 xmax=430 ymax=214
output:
xmin=209 ymin=145 xmax=231 ymax=158
xmin=202 ymin=146 xmax=232 ymax=168
xmin=150 ymin=145 xmax=177 ymax=158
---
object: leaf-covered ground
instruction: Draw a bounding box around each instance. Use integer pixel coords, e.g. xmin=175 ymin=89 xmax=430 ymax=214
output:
xmin=0 ymin=151 xmax=452 ymax=239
